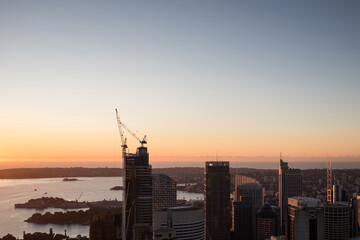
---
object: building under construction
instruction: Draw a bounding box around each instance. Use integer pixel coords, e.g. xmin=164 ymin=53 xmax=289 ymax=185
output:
xmin=116 ymin=109 xmax=152 ymax=240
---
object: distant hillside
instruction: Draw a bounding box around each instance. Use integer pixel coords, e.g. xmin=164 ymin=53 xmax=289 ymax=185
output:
xmin=0 ymin=167 xmax=122 ymax=179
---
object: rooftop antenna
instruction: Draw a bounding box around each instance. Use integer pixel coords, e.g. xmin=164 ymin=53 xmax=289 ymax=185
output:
xmin=216 ymin=151 xmax=218 ymax=162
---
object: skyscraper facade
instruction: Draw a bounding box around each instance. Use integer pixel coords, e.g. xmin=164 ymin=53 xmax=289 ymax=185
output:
xmin=279 ymin=158 xmax=302 ymax=234
xmin=124 ymin=146 xmax=153 ymax=240
xmin=152 ymin=173 xmax=177 ymax=214
xmin=204 ymin=161 xmax=230 ymax=240
xmin=287 ymin=197 xmax=323 ymax=240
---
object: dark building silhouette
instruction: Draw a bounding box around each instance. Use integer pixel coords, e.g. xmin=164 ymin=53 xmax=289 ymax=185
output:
xmin=279 ymin=157 xmax=302 ymax=234
xmin=90 ymin=213 xmax=121 ymax=240
xmin=204 ymin=161 xmax=230 ymax=240
xmin=123 ymin=146 xmax=152 ymax=240
xmin=256 ymin=203 xmax=281 ymax=240
xmin=232 ymin=201 xmax=252 ymax=239
xmin=233 ymin=181 xmax=264 ymax=240
xmin=349 ymin=197 xmax=358 ymax=238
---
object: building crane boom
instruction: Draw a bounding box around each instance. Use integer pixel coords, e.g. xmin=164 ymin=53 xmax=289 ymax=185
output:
xmin=115 ymin=109 xmax=147 ymax=147
xmin=115 ymin=109 xmax=127 ymax=149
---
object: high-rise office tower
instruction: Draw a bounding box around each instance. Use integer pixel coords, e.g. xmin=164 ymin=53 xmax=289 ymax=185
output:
xmin=287 ymin=197 xmax=323 ymax=240
xmin=204 ymin=161 xmax=230 ymax=240
xmin=279 ymin=157 xmax=302 ymax=234
xmin=124 ymin=146 xmax=153 ymax=240
xmin=116 ymin=111 xmax=152 ymax=240
xmin=152 ymin=173 xmax=177 ymax=214
xmin=322 ymin=202 xmax=349 ymax=240
xmin=256 ymin=203 xmax=281 ymax=240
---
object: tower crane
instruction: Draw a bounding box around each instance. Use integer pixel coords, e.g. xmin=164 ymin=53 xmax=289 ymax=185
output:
xmin=115 ymin=109 xmax=147 ymax=240
xmin=115 ymin=109 xmax=147 ymax=147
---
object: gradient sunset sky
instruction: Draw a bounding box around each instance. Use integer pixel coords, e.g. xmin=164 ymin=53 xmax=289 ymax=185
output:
xmin=1 ymin=1 xmax=360 ymax=164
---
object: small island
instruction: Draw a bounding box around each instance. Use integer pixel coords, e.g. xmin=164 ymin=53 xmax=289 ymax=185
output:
xmin=63 ymin=178 xmax=79 ymax=182
xmin=25 ymin=210 xmax=91 ymax=225
xmin=15 ymin=197 xmax=88 ymax=209
xmin=110 ymin=186 xmax=124 ymax=191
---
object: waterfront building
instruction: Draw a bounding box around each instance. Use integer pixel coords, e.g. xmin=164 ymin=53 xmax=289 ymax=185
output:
xmin=153 ymin=206 xmax=205 ymax=240
xmin=152 ymin=173 xmax=176 ymax=214
xmin=279 ymin=157 xmax=302 ymax=234
xmin=287 ymin=197 xmax=323 ymax=240
xmin=205 ymin=161 xmax=230 ymax=240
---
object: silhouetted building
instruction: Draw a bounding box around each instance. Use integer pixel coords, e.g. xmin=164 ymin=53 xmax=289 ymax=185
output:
xmin=233 ymin=182 xmax=264 ymax=240
xmin=123 ymin=146 xmax=152 ymax=240
xmin=279 ymin=158 xmax=302 ymax=234
xmin=232 ymin=201 xmax=252 ymax=239
xmin=287 ymin=197 xmax=323 ymax=240
xmin=256 ymin=203 xmax=280 ymax=240
xmin=322 ymin=202 xmax=349 ymax=240
xmin=349 ymin=197 xmax=358 ymax=238
xmin=205 ymin=161 xmax=230 ymax=240
xmin=154 ymin=206 xmax=205 ymax=240
xmin=133 ymin=224 xmax=152 ymax=240
xmin=152 ymin=173 xmax=176 ymax=214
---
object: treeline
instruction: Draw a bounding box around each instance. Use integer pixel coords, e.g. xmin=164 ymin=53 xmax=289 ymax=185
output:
xmin=0 ymin=168 xmax=122 ymax=179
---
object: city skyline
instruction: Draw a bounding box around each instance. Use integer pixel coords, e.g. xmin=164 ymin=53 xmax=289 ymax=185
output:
xmin=1 ymin=1 xmax=360 ymax=164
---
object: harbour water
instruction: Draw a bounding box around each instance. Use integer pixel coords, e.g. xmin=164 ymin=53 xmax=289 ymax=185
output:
xmin=0 ymin=177 xmax=202 ymax=238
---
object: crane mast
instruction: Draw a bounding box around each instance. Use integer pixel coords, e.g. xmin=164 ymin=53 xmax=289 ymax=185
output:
xmin=115 ymin=109 xmax=128 ymax=240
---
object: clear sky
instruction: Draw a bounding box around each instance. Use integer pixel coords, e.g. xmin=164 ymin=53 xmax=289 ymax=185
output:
xmin=1 ymin=1 xmax=360 ymax=164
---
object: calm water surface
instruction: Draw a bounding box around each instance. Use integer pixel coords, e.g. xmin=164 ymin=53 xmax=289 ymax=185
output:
xmin=0 ymin=177 xmax=202 ymax=238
